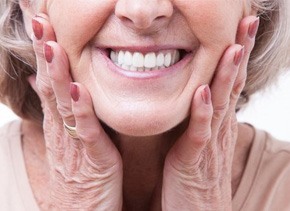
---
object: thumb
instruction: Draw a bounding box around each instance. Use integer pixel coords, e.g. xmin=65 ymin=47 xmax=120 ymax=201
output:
xmin=168 ymin=85 xmax=213 ymax=166
xmin=70 ymin=83 xmax=121 ymax=168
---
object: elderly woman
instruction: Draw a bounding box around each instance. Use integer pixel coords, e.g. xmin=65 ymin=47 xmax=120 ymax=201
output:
xmin=1 ymin=0 xmax=290 ymax=210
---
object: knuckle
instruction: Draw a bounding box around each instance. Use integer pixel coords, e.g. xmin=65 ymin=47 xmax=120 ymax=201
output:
xmin=78 ymin=132 xmax=96 ymax=144
xmin=186 ymin=130 xmax=211 ymax=145
xmin=217 ymin=69 xmax=235 ymax=85
xmin=74 ymin=107 xmax=90 ymax=120
xmin=232 ymin=80 xmax=246 ymax=97
xmin=213 ymin=102 xmax=228 ymax=120
xmin=56 ymin=103 xmax=74 ymax=120
xmin=196 ymin=109 xmax=212 ymax=123
xmin=57 ymin=102 xmax=71 ymax=115
xmin=77 ymin=125 xmax=103 ymax=143
xmin=49 ymin=70 xmax=67 ymax=83
xmin=36 ymin=81 xmax=54 ymax=98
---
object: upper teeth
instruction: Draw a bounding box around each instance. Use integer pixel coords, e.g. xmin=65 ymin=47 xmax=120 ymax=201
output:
xmin=110 ymin=50 xmax=181 ymax=71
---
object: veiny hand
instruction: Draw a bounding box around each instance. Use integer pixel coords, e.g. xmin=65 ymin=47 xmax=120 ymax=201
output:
xmin=28 ymin=14 xmax=123 ymax=210
xmin=162 ymin=16 xmax=259 ymax=210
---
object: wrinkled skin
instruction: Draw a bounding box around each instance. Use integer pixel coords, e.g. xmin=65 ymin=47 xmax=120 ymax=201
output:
xmin=21 ymin=0 xmax=258 ymax=209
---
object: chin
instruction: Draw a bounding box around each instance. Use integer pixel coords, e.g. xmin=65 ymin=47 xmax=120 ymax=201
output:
xmin=97 ymin=107 xmax=188 ymax=137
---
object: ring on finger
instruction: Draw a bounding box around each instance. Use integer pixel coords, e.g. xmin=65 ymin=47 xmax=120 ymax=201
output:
xmin=63 ymin=121 xmax=78 ymax=139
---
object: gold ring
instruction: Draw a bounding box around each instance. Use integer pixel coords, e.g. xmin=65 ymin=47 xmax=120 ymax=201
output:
xmin=63 ymin=122 xmax=78 ymax=139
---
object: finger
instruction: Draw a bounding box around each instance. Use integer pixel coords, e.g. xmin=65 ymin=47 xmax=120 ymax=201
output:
xmin=70 ymin=83 xmax=121 ymax=167
xmin=233 ymin=16 xmax=259 ymax=108
xmin=169 ymin=85 xmax=213 ymax=166
xmin=45 ymin=41 xmax=75 ymax=126
xmin=31 ymin=14 xmax=56 ymax=106
xmin=210 ymin=44 xmax=244 ymax=132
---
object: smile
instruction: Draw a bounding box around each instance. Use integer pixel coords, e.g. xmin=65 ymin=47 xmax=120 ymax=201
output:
xmin=109 ymin=49 xmax=189 ymax=72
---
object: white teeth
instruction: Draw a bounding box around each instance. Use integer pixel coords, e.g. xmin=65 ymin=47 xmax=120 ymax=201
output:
xmin=110 ymin=49 xmax=181 ymax=72
xmin=118 ymin=51 xmax=125 ymax=64
xmin=164 ymin=53 xmax=172 ymax=67
xmin=130 ymin=66 xmax=137 ymax=71
xmin=124 ymin=51 xmax=133 ymax=66
xmin=144 ymin=52 xmax=156 ymax=68
xmin=132 ymin=52 xmax=144 ymax=67
xmin=171 ymin=51 xmax=180 ymax=65
xmin=156 ymin=53 xmax=165 ymax=66
xmin=121 ymin=64 xmax=130 ymax=70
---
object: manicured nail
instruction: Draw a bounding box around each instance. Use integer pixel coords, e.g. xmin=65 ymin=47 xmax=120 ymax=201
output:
xmin=32 ymin=18 xmax=43 ymax=40
xmin=44 ymin=43 xmax=53 ymax=63
xmin=201 ymin=85 xmax=211 ymax=105
xmin=70 ymin=83 xmax=80 ymax=102
xmin=248 ymin=17 xmax=260 ymax=38
xmin=234 ymin=46 xmax=244 ymax=66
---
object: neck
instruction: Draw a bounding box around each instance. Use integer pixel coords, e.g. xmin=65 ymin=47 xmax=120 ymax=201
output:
xmin=22 ymin=119 xmax=254 ymax=211
xmin=108 ymin=121 xmax=187 ymax=210
xmin=108 ymin=121 xmax=254 ymax=210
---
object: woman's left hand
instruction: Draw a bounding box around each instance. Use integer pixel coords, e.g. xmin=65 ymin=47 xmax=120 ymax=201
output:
xmin=162 ymin=16 xmax=259 ymax=210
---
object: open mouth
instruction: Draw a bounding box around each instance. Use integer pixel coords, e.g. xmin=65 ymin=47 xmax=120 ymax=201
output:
xmin=108 ymin=49 xmax=189 ymax=72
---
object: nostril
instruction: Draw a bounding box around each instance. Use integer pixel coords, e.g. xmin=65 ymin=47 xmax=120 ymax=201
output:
xmin=120 ymin=16 xmax=133 ymax=24
xmin=155 ymin=16 xmax=166 ymax=21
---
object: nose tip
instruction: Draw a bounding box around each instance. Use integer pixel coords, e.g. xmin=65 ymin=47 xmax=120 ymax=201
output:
xmin=115 ymin=0 xmax=173 ymax=30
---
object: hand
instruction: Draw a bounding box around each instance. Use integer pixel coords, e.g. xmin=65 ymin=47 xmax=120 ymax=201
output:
xmin=162 ymin=16 xmax=259 ymax=210
xmin=28 ymin=14 xmax=123 ymax=210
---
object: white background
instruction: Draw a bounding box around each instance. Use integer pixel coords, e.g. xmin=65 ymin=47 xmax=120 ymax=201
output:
xmin=1 ymin=71 xmax=290 ymax=142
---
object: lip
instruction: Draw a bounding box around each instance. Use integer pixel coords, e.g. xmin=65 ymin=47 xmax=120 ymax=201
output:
xmin=97 ymin=47 xmax=194 ymax=79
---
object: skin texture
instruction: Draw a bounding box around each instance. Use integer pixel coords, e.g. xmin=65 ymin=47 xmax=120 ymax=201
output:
xmin=39 ymin=0 xmax=246 ymax=136
xmin=20 ymin=0 xmax=257 ymax=210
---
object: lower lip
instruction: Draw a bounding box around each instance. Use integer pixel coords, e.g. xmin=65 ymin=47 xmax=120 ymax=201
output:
xmin=98 ymin=49 xmax=194 ymax=80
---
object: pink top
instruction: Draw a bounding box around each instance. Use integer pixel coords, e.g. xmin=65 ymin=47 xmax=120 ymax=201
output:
xmin=1 ymin=120 xmax=290 ymax=210
xmin=0 ymin=121 xmax=39 ymax=211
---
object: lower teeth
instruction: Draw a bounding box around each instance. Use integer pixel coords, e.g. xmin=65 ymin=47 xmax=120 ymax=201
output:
xmin=116 ymin=64 xmax=170 ymax=72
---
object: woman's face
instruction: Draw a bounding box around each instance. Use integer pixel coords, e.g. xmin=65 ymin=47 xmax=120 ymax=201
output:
xmin=31 ymin=0 xmax=251 ymax=136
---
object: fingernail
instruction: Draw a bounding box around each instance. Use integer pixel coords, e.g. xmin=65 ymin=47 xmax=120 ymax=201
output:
xmin=234 ymin=46 xmax=244 ymax=66
xmin=201 ymin=85 xmax=211 ymax=105
xmin=32 ymin=18 xmax=43 ymax=40
xmin=44 ymin=43 xmax=53 ymax=63
xmin=248 ymin=17 xmax=260 ymax=38
xmin=70 ymin=83 xmax=80 ymax=102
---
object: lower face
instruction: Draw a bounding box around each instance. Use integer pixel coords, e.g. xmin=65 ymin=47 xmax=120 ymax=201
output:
xmin=43 ymin=0 xmax=245 ymax=136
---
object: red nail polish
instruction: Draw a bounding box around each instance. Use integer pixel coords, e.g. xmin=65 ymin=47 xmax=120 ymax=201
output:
xmin=32 ymin=18 xmax=43 ymax=40
xmin=248 ymin=17 xmax=260 ymax=38
xmin=201 ymin=85 xmax=211 ymax=105
xmin=70 ymin=83 xmax=80 ymax=102
xmin=234 ymin=46 xmax=244 ymax=66
xmin=44 ymin=43 xmax=53 ymax=63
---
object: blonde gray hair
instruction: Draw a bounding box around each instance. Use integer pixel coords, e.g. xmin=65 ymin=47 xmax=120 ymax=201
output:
xmin=0 ymin=0 xmax=290 ymax=123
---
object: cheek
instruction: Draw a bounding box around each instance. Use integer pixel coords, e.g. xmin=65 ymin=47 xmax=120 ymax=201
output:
xmin=47 ymin=1 xmax=115 ymax=56
xmin=177 ymin=1 xmax=243 ymax=49
xmin=176 ymin=1 xmax=243 ymax=94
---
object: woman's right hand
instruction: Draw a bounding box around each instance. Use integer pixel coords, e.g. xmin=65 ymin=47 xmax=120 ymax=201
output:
xmin=29 ymin=14 xmax=123 ymax=210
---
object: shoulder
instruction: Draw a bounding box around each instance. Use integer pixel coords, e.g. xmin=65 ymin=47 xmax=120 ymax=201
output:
xmin=256 ymin=129 xmax=290 ymax=169
xmin=253 ymin=128 xmax=290 ymax=177
xmin=264 ymin=132 xmax=290 ymax=155
xmin=0 ymin=120 xmax=39 ymax=210
xmin=237 ymin=128 xmax=290 ymax=210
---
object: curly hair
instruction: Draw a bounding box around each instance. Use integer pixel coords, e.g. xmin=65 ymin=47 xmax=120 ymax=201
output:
xmin=0 ymin=0 xmax=290 ymax=124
